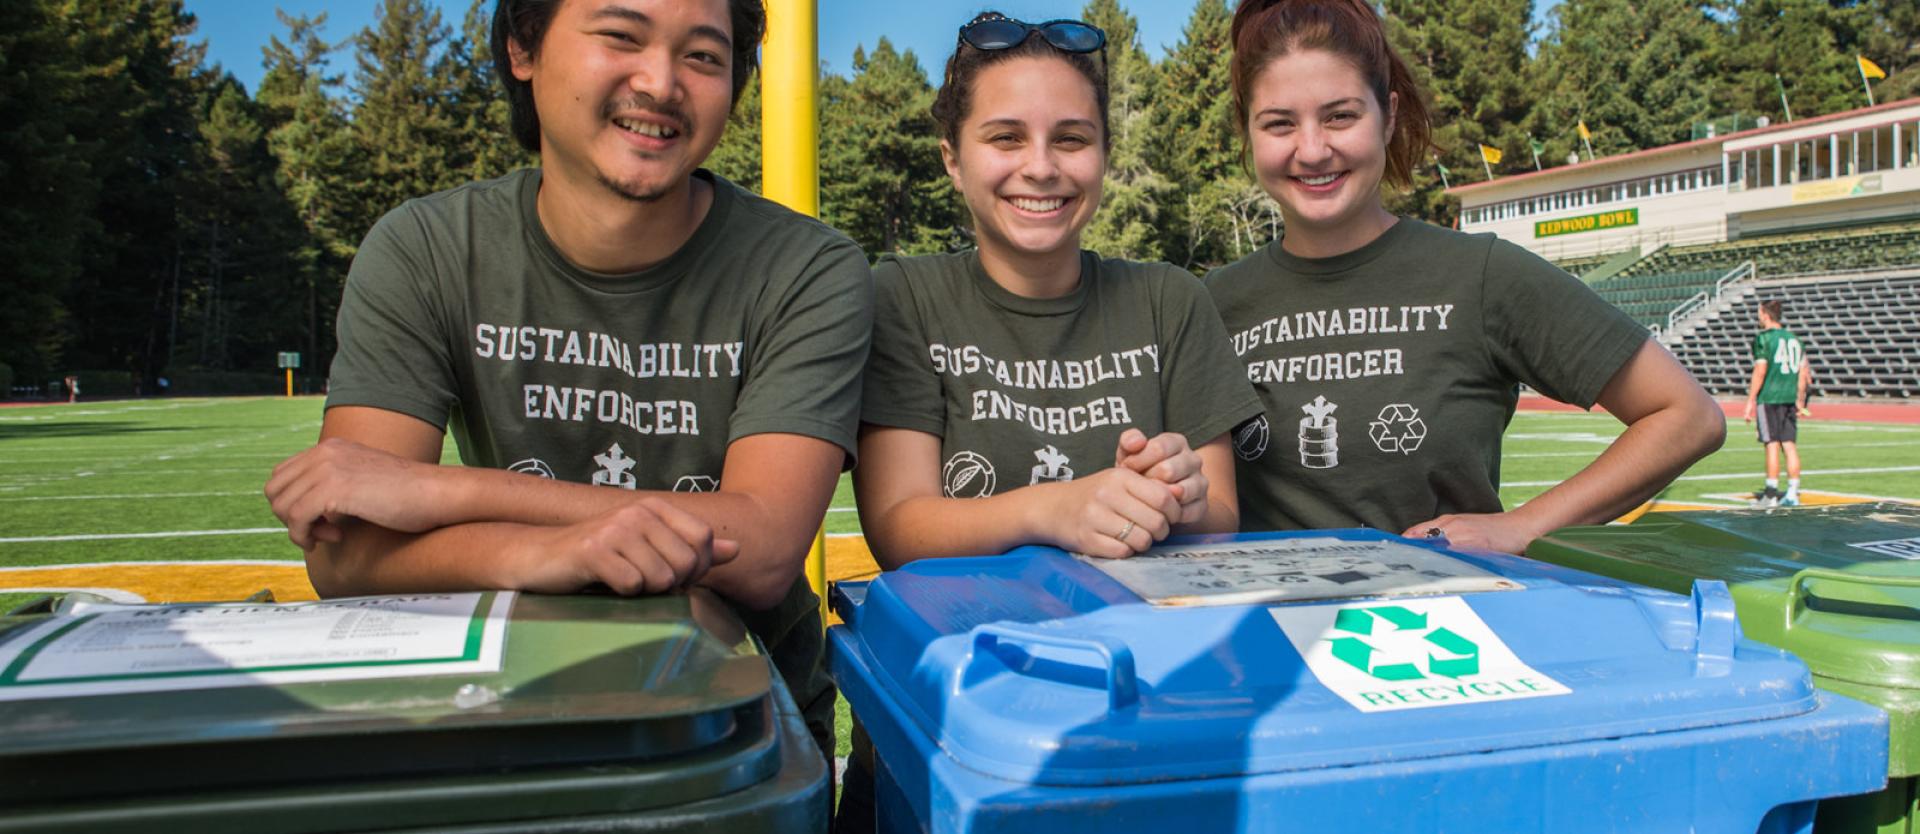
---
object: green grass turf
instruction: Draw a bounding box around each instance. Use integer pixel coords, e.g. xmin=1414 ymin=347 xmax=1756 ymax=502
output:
xmin=5 ymin=398 xmax=1916 ymax=563
xmin=1495 ymin=410 xmax=1920 ymax=508
xmin=4 ymin=396 xmax=1916 ymax=766
xmin=0 ymin=592 xmax=46 ymax=613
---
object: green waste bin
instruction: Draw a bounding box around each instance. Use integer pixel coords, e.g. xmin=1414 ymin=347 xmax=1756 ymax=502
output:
xmin=1529 ymin=502 xmax=1920 ymax=833
xmin=0 ymin=590 xmax=827 ymax=833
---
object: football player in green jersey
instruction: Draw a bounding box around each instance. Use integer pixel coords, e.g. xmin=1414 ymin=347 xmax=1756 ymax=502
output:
xmin=1742 ymin=299 xmax=1812 ymax=506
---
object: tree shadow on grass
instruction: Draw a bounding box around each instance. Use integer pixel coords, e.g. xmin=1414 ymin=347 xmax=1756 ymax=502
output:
xmin=0 ymin=422 xmax=205 ymax=441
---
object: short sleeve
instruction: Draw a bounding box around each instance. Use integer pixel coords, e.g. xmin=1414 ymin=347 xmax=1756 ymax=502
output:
xmin=857 ymin=258 xmax=946 ymax=436
xmin=1751 ymin=332 xmax=1768 ymax=363
xmin=1482 ymin=240 xmax=1649 ymax=409
xmin=1155 ymin=267 xmax=1265 ymax=445
xmin=324 ymin=206 xmax=460 ymax=428
xmin=730 ymin=239 xmax=874 ymax=463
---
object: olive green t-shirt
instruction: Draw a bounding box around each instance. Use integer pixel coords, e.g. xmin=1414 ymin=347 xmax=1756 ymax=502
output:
xmin=1205 ymin=218 xmax=1648 ymax=534
xmin=862 ymin=250 xmax=1261 ymax=499
xmin=1752 ymin=327 xmax=1806 ymax=404
xmin=325 ymin=168 xmax=870 ymax=750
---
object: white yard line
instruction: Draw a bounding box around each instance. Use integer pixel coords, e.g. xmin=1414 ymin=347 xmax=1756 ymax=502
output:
xmin=0 ymin=559 xmax=301 ymax=571
xmin=0 ymin=453 xmax=294 ymax=465
xmin=0 ymin=491 xmax=255 ymax=502
xmin=1506 ymin=440 xmax=1920 ymax=459
xmin=2 ymin=466 xmax=280 ymax=479
xmin=0 ymin=416 xmax=301 ymax=495
xmin=0 ymin=528 xmax=284 ymax=544
xmin=1506 ymin=465 xmax=1920 ymax=489
xmin=0 ymin=399 xmax=240 ymax=421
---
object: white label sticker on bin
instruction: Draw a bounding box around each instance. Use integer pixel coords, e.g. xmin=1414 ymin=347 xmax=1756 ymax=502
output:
xmin=0 ymin=592 xmax=512 ymax=701
xmin=1077 ymin=537 xmax=1521 ymax=607
xmin=1271 ymin=596 xmax=1570 ymax=713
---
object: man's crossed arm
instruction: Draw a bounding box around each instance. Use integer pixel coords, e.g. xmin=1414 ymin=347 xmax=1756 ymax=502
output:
xmin=265 ymin=405 xmax=842 ymax=610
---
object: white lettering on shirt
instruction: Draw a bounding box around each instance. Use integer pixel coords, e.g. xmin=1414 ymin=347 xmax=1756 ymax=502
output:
xmin=927 ymin=342 xmax=1161 ymax=391
xmin=474 ymin=324 xmax=742 ymax=381
xmin=522 ymin=384 xmax=700 ymax=435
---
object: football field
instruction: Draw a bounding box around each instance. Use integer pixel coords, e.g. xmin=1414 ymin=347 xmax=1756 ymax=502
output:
xmin=5 ymin=395 xmax=1920 ymax=613
xmin=3 ymin=395 xmax=1918 ymax=615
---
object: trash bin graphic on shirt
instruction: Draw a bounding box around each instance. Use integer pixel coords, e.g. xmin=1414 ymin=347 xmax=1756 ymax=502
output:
xmin=592 ymin=443 xmax=639 ymax=489
xmin=1298 ymin=396 xmax=1339 ymax=469
xmin=1030 ymin=445 xmax=1074 ymax=485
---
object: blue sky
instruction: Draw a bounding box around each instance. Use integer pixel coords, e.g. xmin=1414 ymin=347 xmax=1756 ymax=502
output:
xmin=185 ymin=0 xmax=1189 ymax=93
xmin=184 ymin=0 xmax=1561 ymax=94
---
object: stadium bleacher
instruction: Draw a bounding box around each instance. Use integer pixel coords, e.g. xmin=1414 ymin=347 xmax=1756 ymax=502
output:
xmin=1550 ymin=253 xmax=1612 ymax=277
xmin=1587 ymin=218 xmax=1920 ymax=331
xmin=1591 ymin=269 xmax=1727 ymax=327
xmin=1668 ymin=274 xmax=1920 ymax=400
xmin=1616 ymin=219 xmax=1920 ymax=279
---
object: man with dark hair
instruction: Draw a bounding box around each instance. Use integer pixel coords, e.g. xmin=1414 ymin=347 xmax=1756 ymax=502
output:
xmin=264 ymin=0 xmax=868 ymax=777
xmin=1742 ymin=299 xmax=1811 ymax=507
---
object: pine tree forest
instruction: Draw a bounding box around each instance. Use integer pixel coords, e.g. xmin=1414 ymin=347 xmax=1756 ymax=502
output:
xmin=1 ymin=0 xmax=1916 ymax=393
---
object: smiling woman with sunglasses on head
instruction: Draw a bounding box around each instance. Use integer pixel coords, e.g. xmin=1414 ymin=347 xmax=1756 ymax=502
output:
xmin=853 ymin=12 xmax=1259 ymax=569
xmin=1205 ymin=0 xmax=1724 ymax=554
xmin=839 ymin=14 xmax=1260 ymax=828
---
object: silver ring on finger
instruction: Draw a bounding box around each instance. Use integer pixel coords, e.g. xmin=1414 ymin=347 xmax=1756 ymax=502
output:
xmin=1114 ymin=520 xmax=1137 ymax=541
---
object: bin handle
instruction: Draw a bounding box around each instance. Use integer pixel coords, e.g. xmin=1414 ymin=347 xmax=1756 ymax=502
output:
xmin=1786 ymin=567 xmax=1920 ymax=631
xmin=967 ymin=624 xmax=1140 ymax=711
xmin=1691 ymin=580 xmax=1740 ymax=676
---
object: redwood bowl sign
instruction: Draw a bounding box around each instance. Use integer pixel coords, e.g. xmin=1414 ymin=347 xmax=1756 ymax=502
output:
xmin=1535 ymin=207 xmax=1639 ymax=238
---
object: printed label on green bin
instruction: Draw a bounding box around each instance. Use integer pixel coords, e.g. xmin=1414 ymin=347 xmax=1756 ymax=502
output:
xmin=0 ymin=592 xmax=512 ymax=701
xmin=1271 ymin=596 xmax=1570 ymax=713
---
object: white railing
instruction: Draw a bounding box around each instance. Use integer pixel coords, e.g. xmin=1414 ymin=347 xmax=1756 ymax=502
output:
xmin=1760 ymin=263 xmax=1920 ymax=283
xmin=1666 ymin=260 xmax=1757 ymax=334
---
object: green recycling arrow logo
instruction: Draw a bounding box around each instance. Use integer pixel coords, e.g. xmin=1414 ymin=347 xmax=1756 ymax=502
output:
xmin=1327 ymin=605 xmax=1480 ymax=681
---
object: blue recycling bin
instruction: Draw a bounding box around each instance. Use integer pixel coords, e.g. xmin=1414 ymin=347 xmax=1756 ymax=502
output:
xmin=829 ymin=530 xmax=1889 ymax=834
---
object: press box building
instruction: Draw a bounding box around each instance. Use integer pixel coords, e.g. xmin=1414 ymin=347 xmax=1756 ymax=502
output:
xmin=1450 ymin=98 xmax=1920 ymax=262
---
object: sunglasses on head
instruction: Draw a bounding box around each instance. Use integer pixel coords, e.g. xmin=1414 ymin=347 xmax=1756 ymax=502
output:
xmin=958 ymin=15 xmax=1107 ymax=54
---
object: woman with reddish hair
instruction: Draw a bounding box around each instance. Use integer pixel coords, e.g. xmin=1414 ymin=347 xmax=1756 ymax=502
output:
xmin=1206 ymin=0 xmax=1724 ymax=553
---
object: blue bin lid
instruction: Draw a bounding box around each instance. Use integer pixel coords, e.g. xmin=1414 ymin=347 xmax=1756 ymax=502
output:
xmin=836 ymin=530 xmax=1823 ymax=787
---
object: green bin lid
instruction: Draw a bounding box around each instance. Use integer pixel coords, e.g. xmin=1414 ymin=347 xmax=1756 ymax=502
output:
xmin=0 ymin=591 xmax=776 ymax=809
xmin=1530 ymin=502 xmax=1920 ymax=774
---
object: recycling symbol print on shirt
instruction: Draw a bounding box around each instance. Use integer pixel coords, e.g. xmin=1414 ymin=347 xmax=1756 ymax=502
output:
xmin=1369 ymin=403 xmax=1427 ymax=454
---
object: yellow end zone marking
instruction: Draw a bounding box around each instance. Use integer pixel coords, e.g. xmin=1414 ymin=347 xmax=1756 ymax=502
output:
xmin=1791 ymin=491 xmax=1914 ymax=506
xmin=1787 ymin=492 xmax=1873 ymax=506
xmin=1613 ymin=500 xmax=1741 ymax=524
xmin=826 ymin=537 xmax=879 ymax=626
xmin=1609 ymin=489 xmax=1913 ymax=523
xmin=0 ymin=544 xmax=882 ymax=620
xmin=1701 ymin=491 xmax=1915 ymax=507
xmin=0 ymin=561 xmax=316 ymax=604
xmin=826 ymin=537 xmax=879 ymax=584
